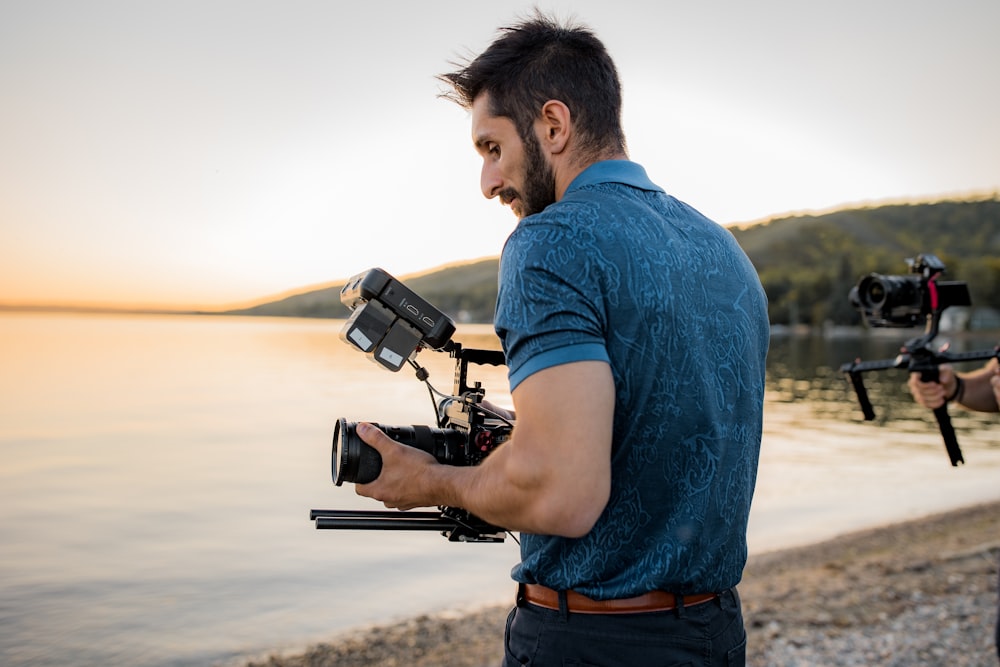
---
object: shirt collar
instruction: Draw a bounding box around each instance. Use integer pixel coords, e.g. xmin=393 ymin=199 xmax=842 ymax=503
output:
xmin=564 ymin=160 xmax=665 ymax=195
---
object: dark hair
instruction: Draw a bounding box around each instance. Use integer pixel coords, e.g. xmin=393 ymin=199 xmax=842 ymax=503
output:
xmin=438 ymin=11 xmax=627 ymax=158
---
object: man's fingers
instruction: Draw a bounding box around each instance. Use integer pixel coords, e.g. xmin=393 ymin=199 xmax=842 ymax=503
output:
xmin=356 ymin=422 xmax=392 ymax=451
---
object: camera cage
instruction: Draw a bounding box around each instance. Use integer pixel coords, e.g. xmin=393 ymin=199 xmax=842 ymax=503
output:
xmin=310 ymin=268 xmax=511 ymax=543
xmin=840 ymin=254 xmax=999 ymax=466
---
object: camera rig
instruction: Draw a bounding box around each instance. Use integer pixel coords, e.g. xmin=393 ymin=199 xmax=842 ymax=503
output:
xmin=839 ymin=254 xmax=999 ymax=466
xmin=310 ymin=268 xmax=512 ymax=543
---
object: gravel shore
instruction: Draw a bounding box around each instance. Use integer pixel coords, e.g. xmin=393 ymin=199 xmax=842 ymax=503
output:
xmin=243 ymin=500 xmax=1000 ymax=667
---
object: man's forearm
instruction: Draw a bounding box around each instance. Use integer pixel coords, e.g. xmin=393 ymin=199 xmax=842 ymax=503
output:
xmin=956 ymin=361 xmax=1000 ymax=413
xmin=430 ymin=436 xmax=607 ymax=538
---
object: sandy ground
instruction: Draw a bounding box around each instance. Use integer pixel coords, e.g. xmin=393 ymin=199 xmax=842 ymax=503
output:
xmin=240 ymin=500 xmax=1000 ymax=667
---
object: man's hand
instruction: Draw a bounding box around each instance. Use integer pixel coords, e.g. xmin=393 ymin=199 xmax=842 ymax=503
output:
xmin=907 ymin=365 xmax=956 ymax=410
xmin=909 ymin=358 xmax=1000 ymax=413
xmin=354 ymin=422 xmax=441 ymax=511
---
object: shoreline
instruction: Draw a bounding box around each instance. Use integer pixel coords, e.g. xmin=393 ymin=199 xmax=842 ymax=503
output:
xmin=240 ymin=500 xmax=1000 ymax=667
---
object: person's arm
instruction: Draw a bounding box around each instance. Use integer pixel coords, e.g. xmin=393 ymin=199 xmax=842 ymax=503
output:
xmin=908 ymin=358 xmax=1000 ymax=413
xmin=481 ymin=399 xmax=515 ymax=422
xmin=354 ymin=360 xmax=615 ymax=538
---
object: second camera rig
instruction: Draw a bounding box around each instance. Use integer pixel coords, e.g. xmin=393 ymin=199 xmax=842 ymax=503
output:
xmin=840 ymin=254 xmax=999 ymax=465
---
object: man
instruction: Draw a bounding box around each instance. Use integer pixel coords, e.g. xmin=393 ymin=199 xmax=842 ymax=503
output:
xmin=909 ymin=357 xmax=1000 ymax=662
xmin=355 ymin=12 xmax=769 ymax=666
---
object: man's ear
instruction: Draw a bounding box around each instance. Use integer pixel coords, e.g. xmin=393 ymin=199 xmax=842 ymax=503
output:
xmin=537 ymin=100 xmax=571 ymax=155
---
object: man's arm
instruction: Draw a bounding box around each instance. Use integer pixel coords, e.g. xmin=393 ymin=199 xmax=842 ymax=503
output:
xmin=908 ymin=358 xmax=1000 ymax=413
xmin=354 ymin=360 xmax=615 ymax=538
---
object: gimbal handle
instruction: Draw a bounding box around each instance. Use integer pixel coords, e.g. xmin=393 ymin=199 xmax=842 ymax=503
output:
xmin=918 ymin=365 xmax=963 ymax=466
xmin=841 ymin=345 xmax=999 ymax=466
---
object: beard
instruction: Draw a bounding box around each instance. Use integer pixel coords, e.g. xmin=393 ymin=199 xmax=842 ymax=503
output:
xmin=500 ymin=131 xmax=556 ymax=219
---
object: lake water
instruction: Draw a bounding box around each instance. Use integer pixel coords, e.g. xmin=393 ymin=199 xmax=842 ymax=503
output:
xmin=1 ymin=312 xmax=998 ymax=667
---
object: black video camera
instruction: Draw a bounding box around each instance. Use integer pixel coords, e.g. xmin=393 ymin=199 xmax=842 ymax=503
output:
xmin=849 ymin=254 xmax=971 ymax=327
xmin=840 ymin=254 xmax=997 ymax=466
xmin=311 ymin=268 xmax=513 ymax=543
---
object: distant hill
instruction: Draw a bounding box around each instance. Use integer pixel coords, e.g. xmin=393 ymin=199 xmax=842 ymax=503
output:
xmin=225 ymin=197 xmax=1000 ymax=327
xmin=223 ymin=258 xmax=501 ymax=322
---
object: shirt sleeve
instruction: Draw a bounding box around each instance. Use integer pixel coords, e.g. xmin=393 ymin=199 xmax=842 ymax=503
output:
xmin=495 ymin=217 xmax=611 ymax=391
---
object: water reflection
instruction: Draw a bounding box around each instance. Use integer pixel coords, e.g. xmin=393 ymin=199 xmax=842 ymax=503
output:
xmin=0 ymin=313 xmax=997 ymax=667
xmin=766 ymin=331 xmax=999 ymax=451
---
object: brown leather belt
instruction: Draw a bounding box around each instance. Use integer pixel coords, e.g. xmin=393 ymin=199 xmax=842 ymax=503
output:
xmin=520 ymin=583 xmax=718 ymax=615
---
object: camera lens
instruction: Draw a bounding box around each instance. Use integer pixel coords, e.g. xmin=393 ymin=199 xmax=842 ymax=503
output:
xmin=864 ymin=278 xmax=887 ymax=307
xmin=332 ymin=419 xmax=383 ymax=486
xmin=854 ymin=273 xmax=925 ymax=327
xmin=331 ymin=419 xmax=468 ymax=486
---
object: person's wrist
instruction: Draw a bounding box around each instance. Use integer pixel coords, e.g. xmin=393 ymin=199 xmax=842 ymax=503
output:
xmin=945 ymin=375 xmax=965 ymax=403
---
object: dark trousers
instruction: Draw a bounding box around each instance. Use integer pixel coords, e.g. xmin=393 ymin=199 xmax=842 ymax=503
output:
xmin=502 ymin=587 xmax=746 ymax=667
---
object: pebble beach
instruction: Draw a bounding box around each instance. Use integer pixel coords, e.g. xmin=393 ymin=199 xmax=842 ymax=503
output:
xmin=241 ymin=500 xmax=1000 ymax=667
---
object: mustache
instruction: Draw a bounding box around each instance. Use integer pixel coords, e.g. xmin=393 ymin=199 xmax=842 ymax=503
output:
xmin=498 ymin=187 xmax=520 ymax=206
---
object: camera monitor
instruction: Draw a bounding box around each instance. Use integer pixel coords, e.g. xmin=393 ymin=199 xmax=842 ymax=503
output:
xmin=338 ymin=268 xmax=456 ymax=372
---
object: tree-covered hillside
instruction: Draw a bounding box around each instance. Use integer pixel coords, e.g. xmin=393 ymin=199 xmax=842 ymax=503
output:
xmin=731 ymin=198 xmax=1000 ymax=325
xmin=227 ymin=197 xmax=1000 ymax=328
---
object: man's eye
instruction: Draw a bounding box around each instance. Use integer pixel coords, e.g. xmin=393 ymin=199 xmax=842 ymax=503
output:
xmin=488 ymin=143 xmax=500 ymax=157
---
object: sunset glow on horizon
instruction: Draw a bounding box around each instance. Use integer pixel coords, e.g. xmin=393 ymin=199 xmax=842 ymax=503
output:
xmin=2 ymin=1 xmax=998 ymax=311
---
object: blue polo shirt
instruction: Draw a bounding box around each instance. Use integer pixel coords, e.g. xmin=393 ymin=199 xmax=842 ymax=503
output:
xmin=494 ymin=160 xmax=769 ymax=597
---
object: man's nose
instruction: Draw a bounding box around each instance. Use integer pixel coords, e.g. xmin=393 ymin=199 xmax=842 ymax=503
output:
xmin=481 ymin=161 xmax=501 ymax=200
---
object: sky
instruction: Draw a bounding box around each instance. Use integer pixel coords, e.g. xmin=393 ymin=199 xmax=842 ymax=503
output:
xmin=1 ymin=0 xmax=998 ymax=310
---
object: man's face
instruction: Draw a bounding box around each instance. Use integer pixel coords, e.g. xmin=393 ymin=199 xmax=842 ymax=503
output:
xmin=470 ymin=94 xmax=556 ymax=219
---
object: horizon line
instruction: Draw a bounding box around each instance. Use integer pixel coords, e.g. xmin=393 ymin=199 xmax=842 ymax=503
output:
xmin=4 ymin=192 xmax=996 ymax=313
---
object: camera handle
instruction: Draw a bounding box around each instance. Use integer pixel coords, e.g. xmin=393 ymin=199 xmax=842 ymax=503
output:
xmin=841 ymin=343 xmax=999 ymax=466
xmin=913 ymin=352 xmax=962 ymax=466
xmin=444 ymin=343 xmax=506 ymax=394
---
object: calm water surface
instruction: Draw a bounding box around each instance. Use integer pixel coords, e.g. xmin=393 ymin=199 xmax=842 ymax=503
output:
xmin=1 ymin=312 xmax=998 ymax=666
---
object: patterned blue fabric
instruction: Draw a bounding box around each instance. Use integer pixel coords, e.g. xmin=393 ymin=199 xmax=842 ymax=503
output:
xmin=495 ymin=160 xmax=769 ymax=597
